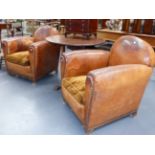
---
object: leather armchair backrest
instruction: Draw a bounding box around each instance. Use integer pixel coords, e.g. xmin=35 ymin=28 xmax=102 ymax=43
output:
xmin=109 ymin=35 xmax=155 ymax=67
xmin=19 ymin=37 xmax=34 ymax=51
xmin=33 ymin=25 xmax=59 ymax=42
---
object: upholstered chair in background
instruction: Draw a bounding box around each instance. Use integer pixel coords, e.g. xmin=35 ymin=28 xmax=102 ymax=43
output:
xmin=61 ymin=35 xmax=155 ymax=133
xmin=2 ymin=25 xmax=60 ymax=82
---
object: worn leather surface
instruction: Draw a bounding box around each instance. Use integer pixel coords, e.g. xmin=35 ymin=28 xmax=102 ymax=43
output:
xmin=6 ymin=61 xmax=32 ymax=80
xmin=61 ymin=36 xmax=155 ymax=132
xmin=34 ymin=25 xmax=59 ymax=42
xmin=61 ymin=49 xmax=110 ymax=78
xmin=29 ymin=40 xmax=60 ymax=81
xmin=2 ymin=26 xmax=60 ymax=81
xmin=2 ymin=36 xmax=34 ymax=57
xmin=85 ymin=64 xmax=152 ymax=130
xmin=62 ymin=85 xmax=85 ymax=123
xmin=109 ymin=35 xmax=155 ymax=67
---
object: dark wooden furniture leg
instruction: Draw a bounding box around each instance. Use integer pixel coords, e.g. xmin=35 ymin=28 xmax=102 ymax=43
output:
xmin=0 ymin=52 xmax=2 ymax=69
xmin=0 ymin=30 xmax=2 ymax=69
xmin=0 ymin=54 xmax=2 ymax=69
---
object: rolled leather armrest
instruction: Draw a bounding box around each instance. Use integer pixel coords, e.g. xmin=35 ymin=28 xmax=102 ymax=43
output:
xmin=84 ymin=64 xmax=152 ymax=131
xmin=61 ymin=49 xmax=110 ymax=79
xmin=2 ymin=36 xmax=34 ymax=57
xmin=29 ymin=40 xmax=60 ymax=80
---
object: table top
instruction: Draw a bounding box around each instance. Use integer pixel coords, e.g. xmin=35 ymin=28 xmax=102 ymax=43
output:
xmin=46 ymin=35 xmax=105 ymax=47
xmin=0 ymin=22 xmax=11 ymax=29
xmin=98 ymin=28 xmax=155 ymax=38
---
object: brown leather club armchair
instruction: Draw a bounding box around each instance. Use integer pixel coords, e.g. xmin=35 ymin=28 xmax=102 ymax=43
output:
xmin=2 ymin=25 xmax=60 ymax=82
xmin=61 ymin=35 xmax=155 ymax=133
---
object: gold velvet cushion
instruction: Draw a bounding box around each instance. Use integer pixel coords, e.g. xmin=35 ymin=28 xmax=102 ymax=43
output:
xmin=6 ymin=51 xmax=30 ymax=66
xmin=62 ymin=76 xmax=86 ymax=105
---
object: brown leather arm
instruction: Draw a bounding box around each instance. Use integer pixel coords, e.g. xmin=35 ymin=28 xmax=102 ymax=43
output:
xmin=61 ymin=49 xmax=110 ymax=79
xmin=2 ymin=36 xmax=34 ymax=56
xmin=84 ymin=64 xmax=152 ymax=131
xmin=2 ymin=36 xmax=34 ymax=57
xmin=29 ymin=40 xmax=60 ymax=81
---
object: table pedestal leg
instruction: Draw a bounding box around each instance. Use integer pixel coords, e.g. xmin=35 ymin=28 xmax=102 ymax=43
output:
xmin=53 ymin=45 xmax=65 ymax=90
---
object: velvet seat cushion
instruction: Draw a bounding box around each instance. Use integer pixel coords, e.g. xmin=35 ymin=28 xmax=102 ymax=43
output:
xmin=62 ymin=76 xmax=86 ymax=105
xmin=6 ymin=51 xmax=30 ymax=66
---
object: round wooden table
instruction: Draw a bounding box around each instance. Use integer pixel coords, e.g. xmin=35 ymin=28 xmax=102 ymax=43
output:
xmin=46 ymin=35 xmax=105 ymax=49
xmin=46 ymin=35 xmax=105 ymax=90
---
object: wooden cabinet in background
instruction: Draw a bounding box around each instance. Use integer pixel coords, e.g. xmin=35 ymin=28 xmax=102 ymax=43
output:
xmin=64 ymin=19 xmax=98 ymax=38
xmin=122 ymin=19 xmax=130 ymax=32
xmin=143 ymin=19 xmax=154 ymax=34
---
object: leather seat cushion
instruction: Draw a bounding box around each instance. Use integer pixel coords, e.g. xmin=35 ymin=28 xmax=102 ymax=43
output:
xmin=62 ymin=76 xmax=86 ymax=105
xmin=6 ymin=51 xmax=30 ymax=66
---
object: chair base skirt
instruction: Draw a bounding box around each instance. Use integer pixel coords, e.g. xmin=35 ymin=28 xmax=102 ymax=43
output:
xmin=61 ymin=85 xmax=85 ymax=124
xmin=85 ymin=110 xmax=138 ymax=134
